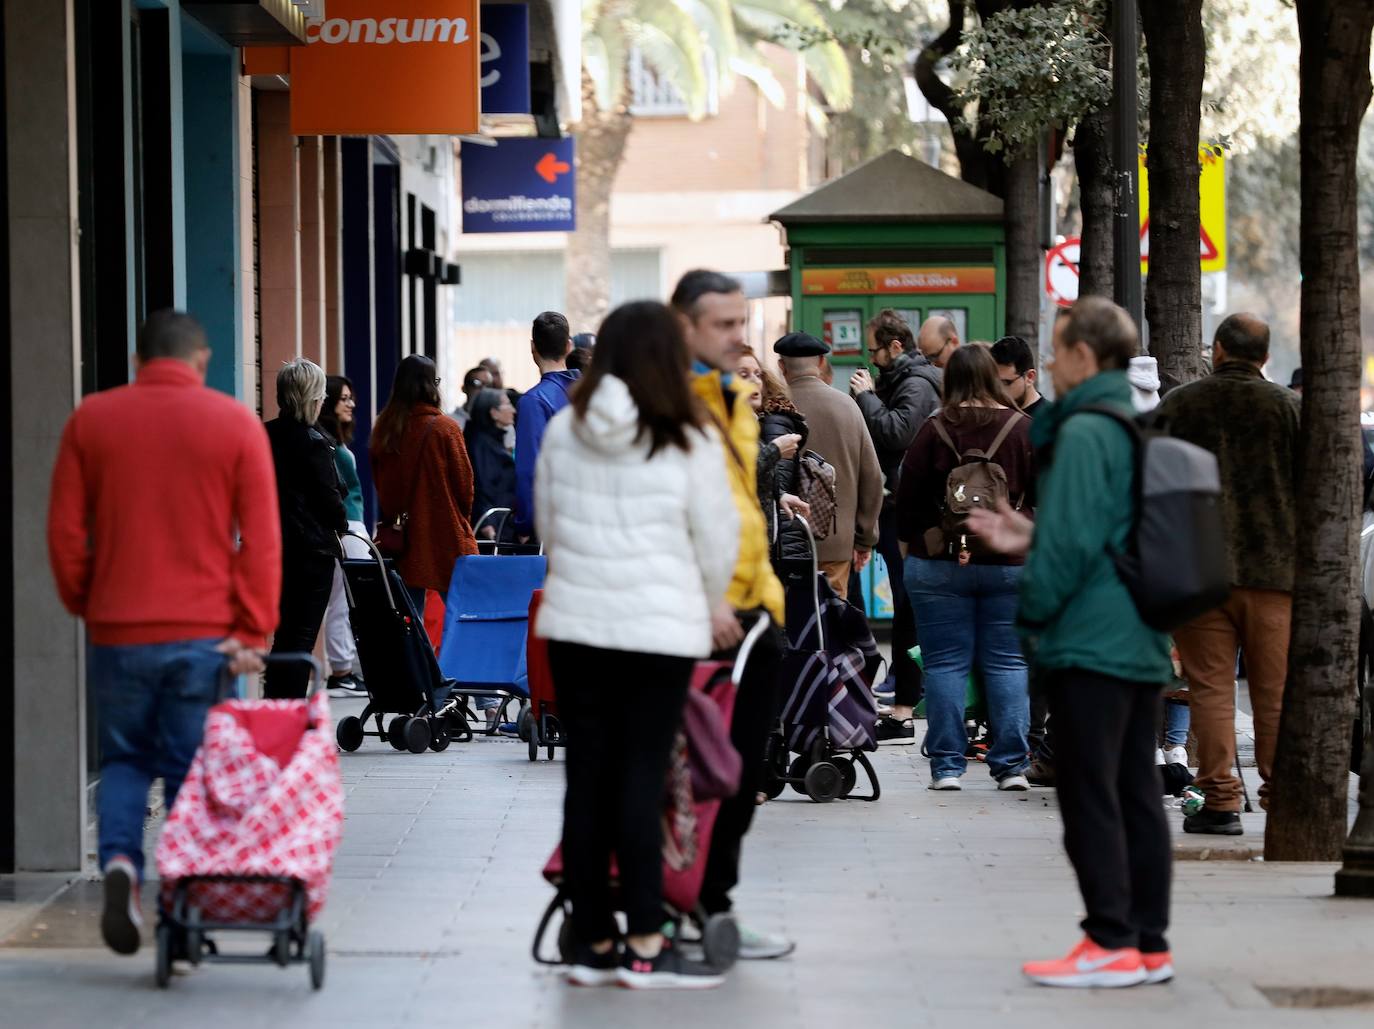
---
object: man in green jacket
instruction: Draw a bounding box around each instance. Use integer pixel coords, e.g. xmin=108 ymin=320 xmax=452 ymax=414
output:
xmin=971 ymin=297 xmax=1174 ymax=989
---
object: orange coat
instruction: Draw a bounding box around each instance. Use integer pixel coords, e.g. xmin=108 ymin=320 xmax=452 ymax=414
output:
xmin=371 ymin=405 xmax=477 ymax=592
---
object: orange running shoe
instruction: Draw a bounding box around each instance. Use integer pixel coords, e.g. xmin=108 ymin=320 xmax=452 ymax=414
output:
xmin=1022 ymin=937 xmax=1147 ymax=988
xmin=1141 ymin=951 xmax=1174 ymax=984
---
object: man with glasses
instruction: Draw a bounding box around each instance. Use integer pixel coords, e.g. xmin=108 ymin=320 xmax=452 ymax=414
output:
xmin=916 ymin=314 xmax=961 ymax=369
xmin=991 ymin=334 xmax=1046 ymax=417
xmin=850 ymin=309 xmax=942 ymax=740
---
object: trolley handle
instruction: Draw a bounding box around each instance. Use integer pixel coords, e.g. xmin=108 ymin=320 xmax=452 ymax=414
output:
xmin=732 ymin=613 xmax=773 ymax=686
xmin=793 ymin=515 xmax=826 ymax=654
xmin=473 ymin=507 xmax=546 ymax=555
xmin=338 ymin=530 xmax=401 ymax=614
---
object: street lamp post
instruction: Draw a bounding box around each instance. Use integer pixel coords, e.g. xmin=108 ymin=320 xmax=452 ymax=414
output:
xmin=1112 ymin=0 xmax=1143 ymax=329
xmin=1336 ymin=701 xmax=1374 ymax=896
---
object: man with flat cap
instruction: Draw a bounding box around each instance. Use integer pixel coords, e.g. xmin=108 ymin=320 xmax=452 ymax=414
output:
xmin=775 ymin=332 xmax=883 ymax=598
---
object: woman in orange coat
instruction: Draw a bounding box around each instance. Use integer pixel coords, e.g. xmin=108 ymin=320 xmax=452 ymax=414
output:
xmin=370 ymin=355 xmax=477 ymax=613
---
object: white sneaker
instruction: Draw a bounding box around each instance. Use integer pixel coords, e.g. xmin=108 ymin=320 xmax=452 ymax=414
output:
xmin=101 ymin=856 xmax=144 ymax=955
xmin=1154 ymin=748 xmax=1166 ymax=765
xmin=736 ymin=924 xmax=795 ymax=960
xmin=998 ymin=774 xmax=1030 ymax=791
xmin=929 ymin=777 xmax=962 ymax=791
xmin=1163 ymin=746 xmax=1189 ymax=765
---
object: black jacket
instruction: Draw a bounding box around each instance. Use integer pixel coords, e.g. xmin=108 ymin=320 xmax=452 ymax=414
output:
xmin=758 ymin=407 xmax=812 ymax=566
xmin=853 ymin=351 xmax=943 ymax=496
xmin=265 ymin=417 xmax=348 ymax=559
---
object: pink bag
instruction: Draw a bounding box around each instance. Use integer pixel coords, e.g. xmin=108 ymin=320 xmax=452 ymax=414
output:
xmin=682 ymin=663 xmax=741 ymax=801
xmin=156 ymin=691 xmax=344 ymax=923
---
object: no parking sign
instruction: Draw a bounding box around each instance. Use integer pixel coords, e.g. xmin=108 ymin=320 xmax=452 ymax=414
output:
xmin=1045 ymin=238 xmax=1081 ymax=308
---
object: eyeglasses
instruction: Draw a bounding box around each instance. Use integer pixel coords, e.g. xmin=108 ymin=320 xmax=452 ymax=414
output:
xmin=1000 ymin=375 xmax=1022 ymax=387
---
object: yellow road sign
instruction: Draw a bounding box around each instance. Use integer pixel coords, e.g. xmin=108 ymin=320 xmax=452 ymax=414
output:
xmin=1138 ymin=144 xmax=1226 ymax=273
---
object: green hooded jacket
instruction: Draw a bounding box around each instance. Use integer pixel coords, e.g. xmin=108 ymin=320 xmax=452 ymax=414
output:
xmin=1019 ymin=370 xmax=1172 ymax=684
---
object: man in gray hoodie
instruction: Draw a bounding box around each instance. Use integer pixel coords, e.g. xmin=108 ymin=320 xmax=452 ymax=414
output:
xmin=850 ymin=309 xmax=942 ymax=738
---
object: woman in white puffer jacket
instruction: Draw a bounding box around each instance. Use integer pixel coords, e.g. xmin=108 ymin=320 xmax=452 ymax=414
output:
xmin=534 ymin=300 xmax=738 ymax=989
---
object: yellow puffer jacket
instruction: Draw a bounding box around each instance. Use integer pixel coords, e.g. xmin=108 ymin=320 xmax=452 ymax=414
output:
xmin=692 ymin=370 xmax=785 ymax=624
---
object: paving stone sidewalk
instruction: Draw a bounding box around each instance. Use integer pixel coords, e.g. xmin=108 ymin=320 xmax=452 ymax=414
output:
xmin=2 ymin=694 xmax=1371 ymax=1028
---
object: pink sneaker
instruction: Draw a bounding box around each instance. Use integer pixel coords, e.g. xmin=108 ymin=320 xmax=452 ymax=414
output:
xmin=1022 ymin=936 xmax=1146 ymax=988
xmin=1142 ymin=951 xmax=1175 ymax=984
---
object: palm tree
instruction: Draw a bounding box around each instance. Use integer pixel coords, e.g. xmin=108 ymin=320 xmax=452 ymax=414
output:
xmin=565 ymin=0 xmax=854 ymax=332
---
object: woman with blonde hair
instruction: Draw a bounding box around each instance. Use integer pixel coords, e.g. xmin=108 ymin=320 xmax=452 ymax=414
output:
xmin=264 ymin=358 xmax=348 ymax=698
xmin=735 ymin=352 xmax=810 ymax=573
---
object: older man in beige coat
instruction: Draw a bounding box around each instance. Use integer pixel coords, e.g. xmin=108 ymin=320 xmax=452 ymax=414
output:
xmin=775 ymin=332 xmax=883 ymax=599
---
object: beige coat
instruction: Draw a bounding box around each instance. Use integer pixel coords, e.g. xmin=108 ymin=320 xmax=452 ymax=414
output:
xmin=786 ymin=373 xmax=884 ymax=565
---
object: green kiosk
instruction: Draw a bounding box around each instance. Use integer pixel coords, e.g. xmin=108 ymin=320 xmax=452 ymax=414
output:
xmin=770 ymin=150 xmax=1007 ymax=620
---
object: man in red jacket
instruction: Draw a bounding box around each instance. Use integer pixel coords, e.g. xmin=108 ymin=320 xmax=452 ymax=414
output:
xmin=47 ymin=310 xmax=282 ymax=956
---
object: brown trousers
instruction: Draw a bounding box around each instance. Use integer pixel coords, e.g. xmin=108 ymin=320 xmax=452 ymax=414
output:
xmin=819 ymin=560 xmax=851 ymax=600
xmin=1173 ymin=588 xmax=1291 ymax=812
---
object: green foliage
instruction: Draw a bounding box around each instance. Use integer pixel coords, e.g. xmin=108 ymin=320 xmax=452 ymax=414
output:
xmin=949 ymin=0 xmax=1112 ymax=158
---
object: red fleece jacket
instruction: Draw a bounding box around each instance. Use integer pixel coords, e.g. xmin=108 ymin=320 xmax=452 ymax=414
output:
xmin=47 ymin=359 xmax=282 ymax=647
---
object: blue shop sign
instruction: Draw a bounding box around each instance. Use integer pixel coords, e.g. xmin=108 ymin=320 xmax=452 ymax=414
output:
xmin=480 ymin=3 xmax=530 ymax=115
xmin=463 ymin=137 xmax=575 ymax=233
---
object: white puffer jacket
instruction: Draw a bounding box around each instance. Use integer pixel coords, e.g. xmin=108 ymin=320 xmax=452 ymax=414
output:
xmin=534 ymin=374 xmax=739 ymax=658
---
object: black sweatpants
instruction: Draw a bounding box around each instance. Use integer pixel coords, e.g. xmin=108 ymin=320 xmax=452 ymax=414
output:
xmin=550 ymin=641 xmax=693 ymax=941
xmin=700 ymin=612 xmax=784 ymax=915
xmin=1047 ymin=668 xmax=1172 ymax=953
xmin=877 ymin=504 xmax=922 ymax=707
xmin=264 ymin=552 xmax=335 ymax=699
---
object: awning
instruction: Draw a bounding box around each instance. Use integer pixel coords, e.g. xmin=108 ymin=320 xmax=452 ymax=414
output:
xmin=182 ymin=0 xmax=311 ymax=46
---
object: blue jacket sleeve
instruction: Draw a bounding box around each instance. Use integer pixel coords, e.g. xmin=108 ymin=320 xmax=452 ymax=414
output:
xmin=513 ymin=390 xmax=550 ymax=536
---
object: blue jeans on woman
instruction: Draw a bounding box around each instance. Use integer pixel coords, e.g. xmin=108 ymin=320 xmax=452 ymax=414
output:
xmin=89 ymin=638 xmax=227 ymax=880
xmin=904 ymin=556 xmax=1031 ymax=783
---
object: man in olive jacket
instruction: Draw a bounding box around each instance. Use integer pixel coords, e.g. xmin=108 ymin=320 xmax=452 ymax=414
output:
xmin=1158 ymin=314 xmax=1300 ymax=835
xmin=975 ymin=298 xmax=1174 ymax=988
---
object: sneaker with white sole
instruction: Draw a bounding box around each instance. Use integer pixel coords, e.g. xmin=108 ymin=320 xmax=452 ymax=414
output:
xmin=929 ymin=777 xmax=962 ymax=791
xmin=565 ymin=941 xmax=620 ymax=987
xmin=1141 ymin=951 xmax=1174 ymax=984
xmin=617 ymin=941 xmax=724 ymax=989
xmin=1023 ymin=937 xmax=1147 ymax=988
xmin=1162 ymin=746 xmax=1188 ymax=766
xmin=736 ymin=924 xmax=795 ymax=960
xmin=101 ymin=856 xmax=144 ymax=955
xmin=998 ymin=774 xmax=1030 ymax=791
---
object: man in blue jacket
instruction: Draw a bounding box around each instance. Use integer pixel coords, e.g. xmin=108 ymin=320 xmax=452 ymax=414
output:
xmin=514 ymin=310 xmax=579 ymax=542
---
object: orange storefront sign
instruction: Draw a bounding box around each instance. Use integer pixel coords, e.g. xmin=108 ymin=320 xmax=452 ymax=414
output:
xmin=801 ymin=267 xmax=996 ymax=296
xmin=283 ymin=0 xmax=481 ymax=136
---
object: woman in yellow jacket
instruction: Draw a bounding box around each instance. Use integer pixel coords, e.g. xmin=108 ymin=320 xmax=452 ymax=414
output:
xmin=673 ymin=269 xmax=791 ymax=961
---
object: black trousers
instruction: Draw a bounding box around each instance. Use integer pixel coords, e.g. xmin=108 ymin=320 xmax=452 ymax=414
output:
xmin=550 ymin=642 xmax=692 ymax=940
xmin=700 ymin=613 xmax=784 ymax=915
xmin=1047 ymin=668 xmax=1172 ymax=953
xmin=877 ymin=504 xmax=922 ymax=707
xmin=264 ymin=551 xmax=335 ymax=699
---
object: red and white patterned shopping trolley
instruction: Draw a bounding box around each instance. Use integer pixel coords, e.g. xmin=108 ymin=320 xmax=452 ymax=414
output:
xmin=154 ymin=654 xmax=344 ymax=989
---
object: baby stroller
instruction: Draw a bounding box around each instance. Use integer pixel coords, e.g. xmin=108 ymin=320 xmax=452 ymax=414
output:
xmin=334 ymin=531 xmax=463 ymax=754
xmin=520 ymin=589 xmax=565 ymax=761
xmin=531 ymin=616 xmax=772 ymax=972
xmin=436 ymin=550 xmax=547 ymax=735
xmin=766 ymin=519 xmax=883 ymax=803
xmin=154 ymin=654 xmax=344 ymax=989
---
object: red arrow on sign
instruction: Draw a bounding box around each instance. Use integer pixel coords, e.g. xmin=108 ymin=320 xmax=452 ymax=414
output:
xmin=535 ymin=153 xmax=571 ymax=184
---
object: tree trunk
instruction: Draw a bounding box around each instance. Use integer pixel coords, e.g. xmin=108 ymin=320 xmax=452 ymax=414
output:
xmin=1075 ymin=106 xmax=1115 ymax=298
xmin=564 ymin=71 xmax=633 ymax=335
xmin=1267 ymin=0 xmax=1374 ymax=867
xmin=913 ymin=0 xmax=998 ymax=193
xmin=1139 ymin=0 xmax=1205 ymax=390
xmin=1003 ymin=150 xmax=1040 ymax=340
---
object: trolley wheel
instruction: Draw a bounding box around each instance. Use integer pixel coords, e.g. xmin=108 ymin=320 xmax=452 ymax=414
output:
xmin=154 ymin=923 xmax=173 ymax=988
xmin=804 ymin=761 xmax=843 ymax=803
xmin=307 ymin=931 xmax=326 ymax=990
xmin=518 ymin=704 xmax=533 ymax=742
xmin=547 ymin=742 xmax=556 ymax=761
xmin=764 ymin=771 xmax=787 ymax=800
xmin=336 ymin=716 xmax=364 ymax=753
xmin=808 ymin=736 xmax=829 ymax=767
xmin=701 ymin=913 xmax=740 ymax=971
xmin=273 ymin=929 xmax=291 ymax=967
xmin=185 ymin=906 xmax=204 ymax=965
xmin=428 ymin=719 xmax=451 ymax=752
xmin=788 ymin=756 xmax=810 ymax=796
xmin=387 ymin=716 xmax=410 ymax=751
xmin=404 ymin=716 xmax=431 ymax=754
xmin=833 ymin=757 xmax=857 ymax=798
xmin=556 ymin=915 xmax=576 ymax=964
xmin=527 ymin=728 xmax=539 ymax=762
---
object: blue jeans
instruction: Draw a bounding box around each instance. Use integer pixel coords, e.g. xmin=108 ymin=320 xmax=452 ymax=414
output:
xmin=1163 ymin=698 xmax=1190 ymax=747
xmin=904 ymin=557 xmax=1030 ymax=781
xmin=90 ymin=639 xmax=227 ymax=881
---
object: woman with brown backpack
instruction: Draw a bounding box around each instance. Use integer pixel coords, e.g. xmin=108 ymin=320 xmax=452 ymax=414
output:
xmin=895 ymin=344 xmax=1036 ymax=791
